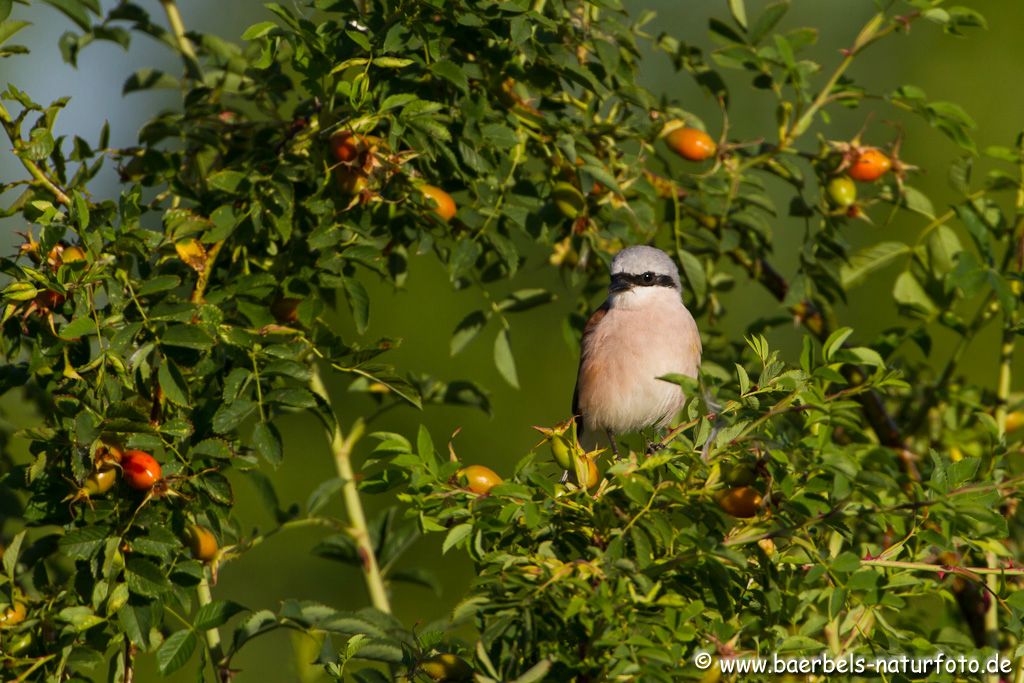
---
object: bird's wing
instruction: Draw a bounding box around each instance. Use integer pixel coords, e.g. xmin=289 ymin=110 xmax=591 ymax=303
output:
xmin=571 ymin=302 xmax=609 ymax=442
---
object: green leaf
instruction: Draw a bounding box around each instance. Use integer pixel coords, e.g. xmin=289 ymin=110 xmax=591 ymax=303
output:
xmin=156 ymin=630 xmax=196 ymax=675
xmin=927 ymin=224 xmax=962 ymax=276
xmin=677 ymin=249 xmax=707 ymax=303
xmin=123 ymin=68 xmax=179 ymax=94
xmin=0 ymin=1 xmax=13 ymax=22
xmin=0 ymin=20 xmax=30 ymax=47
xmin=118 ymin=602 xmax=153 ymax=651
xmin=822 ymin=327 xmax=853 ymax=361
xmin=40 ymin=0 xmax=91 ymax=30
xmin=510 ymin=659 xmax=552 ymax=683
xmin=450 ymin=310 xmax=487 ymax=356
xmin=830 ymin=552 xmax=861 ymax=574
xmin=162 ymin=324 xmax=214 ymax=350
xmin=342 ymin=276 xmax=370 ymax=334
xmin=339 ymin=364 xmax=422 ymax=409
xmin=417 ymin=424 xmax=434 ymax=463
xmin=388 ymin=568 xmax=440 ymax=595
xmin=208 ymin=170 xmax=246 ymax=193
xmin=158 ymin=361 xmax=190 ymax=407
xmin=442 ymin=523 xmax=473 ymax=554
xmin=901 ymin=185 xmax=934 ymax=218
xmin=125 ymin=557 xmax=171 ymax=597
xmin=252 ymin=421 xmax=283 ymax=466
xmin=495 ymin=289 xmax=553 ymax=313
xmin=241 ymin=21 xmax=277 ymax=40
xmin=212 ymin=399 xmax=257 ymax=434
xmin=194 ymin=601 xmax=247 ymax=630
xmin=57 ymin=606 xmax=105 ymax=632
xmin=136 ymin=275 xmax=181 ymax=296
xmin=306 ymin=478 xmax=343 ymax=515
xmin=728 ymin=0 xmax=748 ymax=30
xmin=59 ymin=526 xmax=108 ymax=560
xmin=493 ymin=329 xmax=519 ymax=389
xmin=372 ymin=56 xmax=414 ymax=68
xmin=893 ymin=271 xmax=937 ymax=317
xmin=839 ymin=242 xmax=910 ymax=289
xmin=59 ymin=316 xmax=97 ymax=340
xmin=2 ymin=281 xmax=38 ymax=302
xmin=1006 ymin=591 xmax=1024 ymax=611
xmin=749 ymin=1 xmax=789 ymax=44
xmin=3 ymin=530 xmax=25 ymax=577
xmin=430 ymin=60 xmax=469 ymax=92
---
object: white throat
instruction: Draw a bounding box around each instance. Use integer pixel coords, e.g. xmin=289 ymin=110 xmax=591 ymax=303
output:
xmin=607 ymin=285 xmax=682 ymax=311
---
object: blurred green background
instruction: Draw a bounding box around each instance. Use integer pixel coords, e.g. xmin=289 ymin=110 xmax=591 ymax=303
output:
xmin=2 ymin=1 xmax=1023 ymax=680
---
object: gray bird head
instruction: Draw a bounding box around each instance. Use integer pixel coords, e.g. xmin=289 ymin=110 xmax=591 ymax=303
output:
xmin=608 ymin=246 xmax=681 ymax=293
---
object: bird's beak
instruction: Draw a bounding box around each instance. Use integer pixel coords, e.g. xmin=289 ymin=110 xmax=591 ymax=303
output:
xmin=608 ymin=273 xmax=632 ymax=293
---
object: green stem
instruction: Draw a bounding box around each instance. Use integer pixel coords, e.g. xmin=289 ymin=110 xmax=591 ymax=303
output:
xmin=984 ymin=551 xmax=1001 ymax=683
xmin=196 ymin=573 xmax=227 ymax=681
xmin=159 ymin=0 xmax=198 ymax=62
xmin=862 ymin=558 xmax=1024 ymax=577
xmin=0 ymin=102 xmax=72 ymax=206
xmin=996 ymin=331 xmax=1015 ymax=435
xmin=784 ymin=12 xmax=892 ymax=146
xmin=309 ymin=364 xmax=392 ymax=613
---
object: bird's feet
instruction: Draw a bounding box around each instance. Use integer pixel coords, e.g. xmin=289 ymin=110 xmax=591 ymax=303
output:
xmin=605 ymin=430 xmax=620 ymax=460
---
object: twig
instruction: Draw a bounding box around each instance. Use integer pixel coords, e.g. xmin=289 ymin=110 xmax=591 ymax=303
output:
xmin=309 ymin=364 xmax=392 ymax=613
xmin=861 ymin=557 xmax=1024 ymax=578
xmin=0 ymin=102 xmax=72 ymax=206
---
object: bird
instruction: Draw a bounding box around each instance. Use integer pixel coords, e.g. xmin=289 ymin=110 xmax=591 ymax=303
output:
xmin=571 ymin=245 xmax=702 ymax=461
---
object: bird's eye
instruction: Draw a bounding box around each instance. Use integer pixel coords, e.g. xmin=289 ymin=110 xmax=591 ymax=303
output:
xmin=642 ymin=272 xmax=654 ymax=283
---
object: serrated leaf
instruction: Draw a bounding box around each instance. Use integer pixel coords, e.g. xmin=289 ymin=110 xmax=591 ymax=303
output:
xmin=252 ymin=421 xmax=283 ymax=466
xmin=59 ymin=526 xmax=108 ymax=560
xmin=342 ymin=276 xmax=369 ymax=334
xmin=125 ymin=557 xmax=171 ymax=597
xmin=162 ymin=324 xmax=214 ymax=350
xmin=212 ymin=399 xmax=257 ymax=434
xmin=118 ymin=602 xmax=153 ymax=651
xmin=442 ymin=523 xmax=473 ymax=554
xmin=156 ymin=629 xmax=196 ymax=675
xmin=158 ymin=360 xmax=189 ymax=407
xmin=194 ymin=600 xmax=247 ymax=630
xmin=840 ymin=242 xmax=909 ymax=289
xmin=3 ymin=530 xmax=25 ymax=577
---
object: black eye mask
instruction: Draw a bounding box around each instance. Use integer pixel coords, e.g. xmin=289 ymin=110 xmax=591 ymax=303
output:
xmin=609 ymin=271 xmax=677 ymax=292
